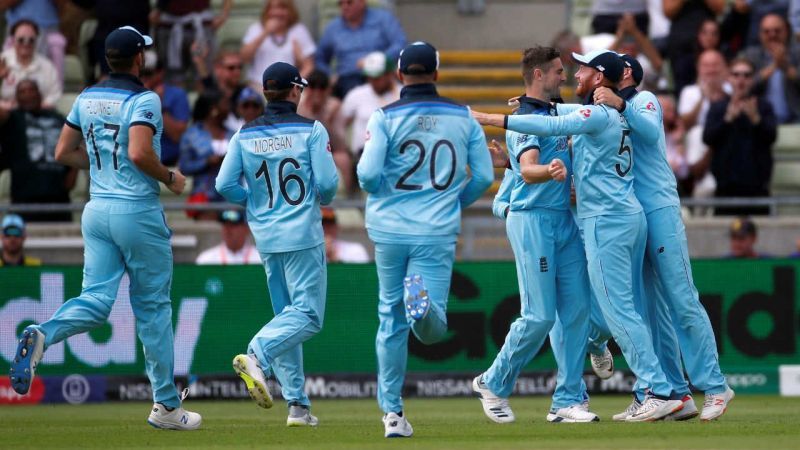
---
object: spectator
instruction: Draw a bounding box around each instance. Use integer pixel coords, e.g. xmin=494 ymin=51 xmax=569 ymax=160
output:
xmin=590 ymin=0 xmax=649 ymax=35
xmin=703 ymin=57 xmax=777 ymax=216
xmin=316 ymin=0 xmax=406 ymax=99
xmin=678 ymin=49 xmax=730 ymax=206
xmin=610 ymin=13 xmax=664 ymax=91
xmin=663 ymin=0 xmax=726 ymax=95
xmin=0 ymin=79 xmax=76 ymax=222
xmin=229 ymin=86 xmax=265 ymax=131
xmin=179 ymin=90 xmax=233 ymax=219
xmin=791 ymin=0 xmax=800 ymax=40
xmin=0 ymin=214 xmax=41 ymax=266
xmin=740 ymin=13 xmax=800 ymax=124
xmin=297 ymin=69 xmax=348 ymax=184
xmin=696 ymin=18 xmax=725 ymax=57
xmin=336 ymin=51 xmax=400 ymax=194
xmin=141 ymin=57 xmax=190 ymax=166
xmin=0 ymin=20 xmax=61 ymax=109
xmin=150 ymin=0 xmax=232 ymax=83
xmin=88 ymin=0 xmax=150 ymax=82
xmin=58 ymin=0 xmax=94 ymax=57
xmin=549 ymin=30 xmax=582 ymax=101
xmin=194 ymin=49 xmax=247 ymax=131
xmin=241 ymin=0 xmax=315 ymax=87
xmin=322 ymin=207 xmax=369 ymax=263
xmin=738 ymin=0 xmax=790 ymax=47
xmin=2 ymin=0 xmax=66 ymax=82
xmin=195 ymin=209 xmax=260 ymax=264
xmin=658 ymin=92 xmax=692 ymax=197
xmin=727 ymin=216 xmax=767 ymax=258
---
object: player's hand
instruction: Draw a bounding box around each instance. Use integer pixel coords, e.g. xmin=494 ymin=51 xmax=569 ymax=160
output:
xmin=593 ymin=87 xmax=623 ymax=111
xmin=507 ymin=95 xmax=521 ymax=113
xmin=471 ymin=109 xmax=503 ymax=127
xmin=488 ymin=139 xmax=509 ymax=168
xmin=549 ymin=158 xmax=566 ymax=182
xmin=167 ymin=170 xmax=186 ymax=195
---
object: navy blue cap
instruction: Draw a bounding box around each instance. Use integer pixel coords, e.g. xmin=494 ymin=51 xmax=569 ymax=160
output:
xmin=572 ymin=50 xmax=625 ymax=83
xmin=398 ymin=41 xmax=439 ymax=75
xmin=619 ymin=54 xmax=644 ymax=86
xmin=2 ymin=214 xmax=25 ymax=237
xmin=105 ymin=26 xmax=153 ymax=58
xmin=262 ymin=62 xmax=308 ymax=91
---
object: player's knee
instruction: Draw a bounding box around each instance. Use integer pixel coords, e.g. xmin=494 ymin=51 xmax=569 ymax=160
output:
xmin=516 ymin=316 xmax=555 ymax=334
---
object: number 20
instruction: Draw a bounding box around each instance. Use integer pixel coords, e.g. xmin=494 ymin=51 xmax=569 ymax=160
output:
xmin=395 ymin=139 xmax=457 ymax=191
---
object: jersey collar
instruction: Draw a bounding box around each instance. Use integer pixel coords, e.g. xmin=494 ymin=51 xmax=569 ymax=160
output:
xmin=517 ymin=96 xmax=553 ymax=115
xmin=399 ymin=83 xmax=439 ymax=99
xmin=619 ymin=86 xmax=638 ymax=101
xmin=109 ymin=72 xmax=144 ymax=86
xmin=265 ymin=100 xmax=298 ymax=115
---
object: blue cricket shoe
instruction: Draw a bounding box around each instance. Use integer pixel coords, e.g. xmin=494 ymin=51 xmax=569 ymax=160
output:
xmin=404 ymin=274 xmax=430 ymax=321
xmin=9 ymin=325 xmax=45 ymax=395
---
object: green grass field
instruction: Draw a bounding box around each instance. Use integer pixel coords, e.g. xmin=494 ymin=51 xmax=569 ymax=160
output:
xmin=2 ymin=396 xmax=799 ymax=449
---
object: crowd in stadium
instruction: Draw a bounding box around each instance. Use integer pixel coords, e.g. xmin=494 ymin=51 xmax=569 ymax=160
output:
xmin=0 ymin=0 xmax=799 ymax=261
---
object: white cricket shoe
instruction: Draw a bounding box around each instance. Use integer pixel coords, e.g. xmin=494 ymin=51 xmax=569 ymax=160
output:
xmin=287 ymin=403 xmax=319 ymax=427
xmin=700 ymin=387 xmax=735 ymax=421
xmin=546 ymin=405 xmax=600 ymax=423
xmin=590 ymin=347 xmax=614 ymax=380
xmin=233 ymin=354 xmax=273 ymax=409
xmin=383 ymin=412 xmax=413 ymax=438
xmin=626 ymin=395 xmax=683 ymax=422
xmin=612 ymin=397 xmax=642 ymax=421
xmin=147 ymin=390 xmax=202 ymax=430
xmin=472 ymin=375 xmax=515 ymax=423
xmin=665 ymin=395 xmax=699 ymax=421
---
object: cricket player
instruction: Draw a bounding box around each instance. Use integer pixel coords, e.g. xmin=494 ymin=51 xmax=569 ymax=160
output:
xmin=471 ymin=46 xmax=597 ymax=424
xmin=592 ymin=54 xmax=734 ymax=421
xmin=216 ymin=62 xmax=338 ymax=427
xmin=357 ymin=41 xmax=493 ymax=437
xmin=473 ymin=49 xmax=683 ymax=422
xmin=9 ymin=26 xmax=200 ymax=430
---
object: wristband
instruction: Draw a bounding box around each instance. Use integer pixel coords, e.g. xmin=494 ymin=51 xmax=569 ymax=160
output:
xmin=167 ymin=170 xmax=175 ymax=185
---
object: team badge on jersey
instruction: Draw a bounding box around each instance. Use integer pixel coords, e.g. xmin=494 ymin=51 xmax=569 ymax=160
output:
xmin=579 ymin=108 xmax=592 ymax=119
xmin=645 ymin=101 xmax=656 ymax=112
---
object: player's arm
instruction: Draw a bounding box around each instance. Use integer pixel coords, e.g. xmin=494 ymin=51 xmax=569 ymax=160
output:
xmin=56 ymin=97 xmax=90 ymax=169
xmin=215 ymin=133 xmax=249 ymax=206
xmin=54 ymin=124 xmax=89 ymax=169
xmin=474 ymin=106 xmax=605 ymax=137
xmin=460 ymin=119 xmax=494 ymax=207
xmin=309 ymin=121 xmax=339 ymax=205
xmin=356 ymin=111 xmax=389 ymax=193
xmin=129 ymin=93 xmax=185 ymax=194
xmin=519 ymin=148 xmax=566 ymax=183
xmin=555 ymin=103 xmax=582 ymax=115
xmin=492 ymin=168 xmax=513 ymax=219
xmin=596 ymin=88 xmax=661 ymax=146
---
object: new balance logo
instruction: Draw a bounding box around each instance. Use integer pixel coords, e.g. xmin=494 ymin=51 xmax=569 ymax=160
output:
xmin=389 ymin=421 xmax=398 ymax=427
xmin=539 ymin=257 xmax=548 ymax=273
xmin=181 ymin=415 xmax=188 ymax=424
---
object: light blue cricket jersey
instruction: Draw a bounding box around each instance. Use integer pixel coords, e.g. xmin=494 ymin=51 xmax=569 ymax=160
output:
xmin=506 ymin=97 xmax=571 ymax=211
xmin=65 ymin=73 xmax=163 ymax=202
xmin=493 ymin=168 xmax=513 ymax=219
xmin=619 ymin=86 xmax=680 ymax=213
xmin=505 ymin=93 xmax=642 ymax=219
xmin=215 ymin=101 xmax=339 ymax=254
xmin=357 ymin=83 xmax=494 ymax=245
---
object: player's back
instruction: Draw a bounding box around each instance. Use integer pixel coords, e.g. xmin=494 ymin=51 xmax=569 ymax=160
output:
xmin=507 ymin=98 xmax=571 ymax=212
xmin=561 ymin=103 xmax=641 ymax=219
xmin=359 ymin=84 xmax=488 ymax=242
xmin=623 ymin=89 xmax=680 ymax=213
xmin=234 ymin=107 xmax=330 ymax=253
xmin=66 ymin=73 xmax=163 ymax=202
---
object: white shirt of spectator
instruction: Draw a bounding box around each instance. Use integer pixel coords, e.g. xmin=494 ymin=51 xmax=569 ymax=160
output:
xmin=242 ymin=22 xmax=316 ymax=87
xmin=677 ymin=82 xmax=732 ymax=128
xmin=339 ymin=82 xmax=401 ymax=155
xmin=333 ymin=239 xmax=369 ymax=263
xmin=195 ymin=242 xmax=261 ymax=265
xmin=0 ymin=47 xmax=62 ymax=109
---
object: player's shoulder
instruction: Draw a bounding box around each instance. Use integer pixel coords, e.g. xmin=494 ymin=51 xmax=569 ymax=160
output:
xmin=240 ymin=112 xmax=315 ymax=133
xmin=382 ymin=95 xmax=468 ymax=116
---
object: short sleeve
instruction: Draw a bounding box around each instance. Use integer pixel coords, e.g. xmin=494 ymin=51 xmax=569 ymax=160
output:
xmin=292 ymin=24 xmax=317 ymax=58
xmin=130 ymin=92 xmax=163 ymax=134
xmin=65 ymin=95 xmax=82 ymax=130
xmin=507 ymin=131 xmax=540 ymax=162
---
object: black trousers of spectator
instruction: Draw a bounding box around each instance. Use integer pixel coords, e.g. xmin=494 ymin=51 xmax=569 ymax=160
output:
xmin=333 ymin=74 xmax=367 ymax=100
xmin=591 ymin=12 xmax=649 ymax=36
xmin=714 ymin=186 xmax=770 ymax=216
